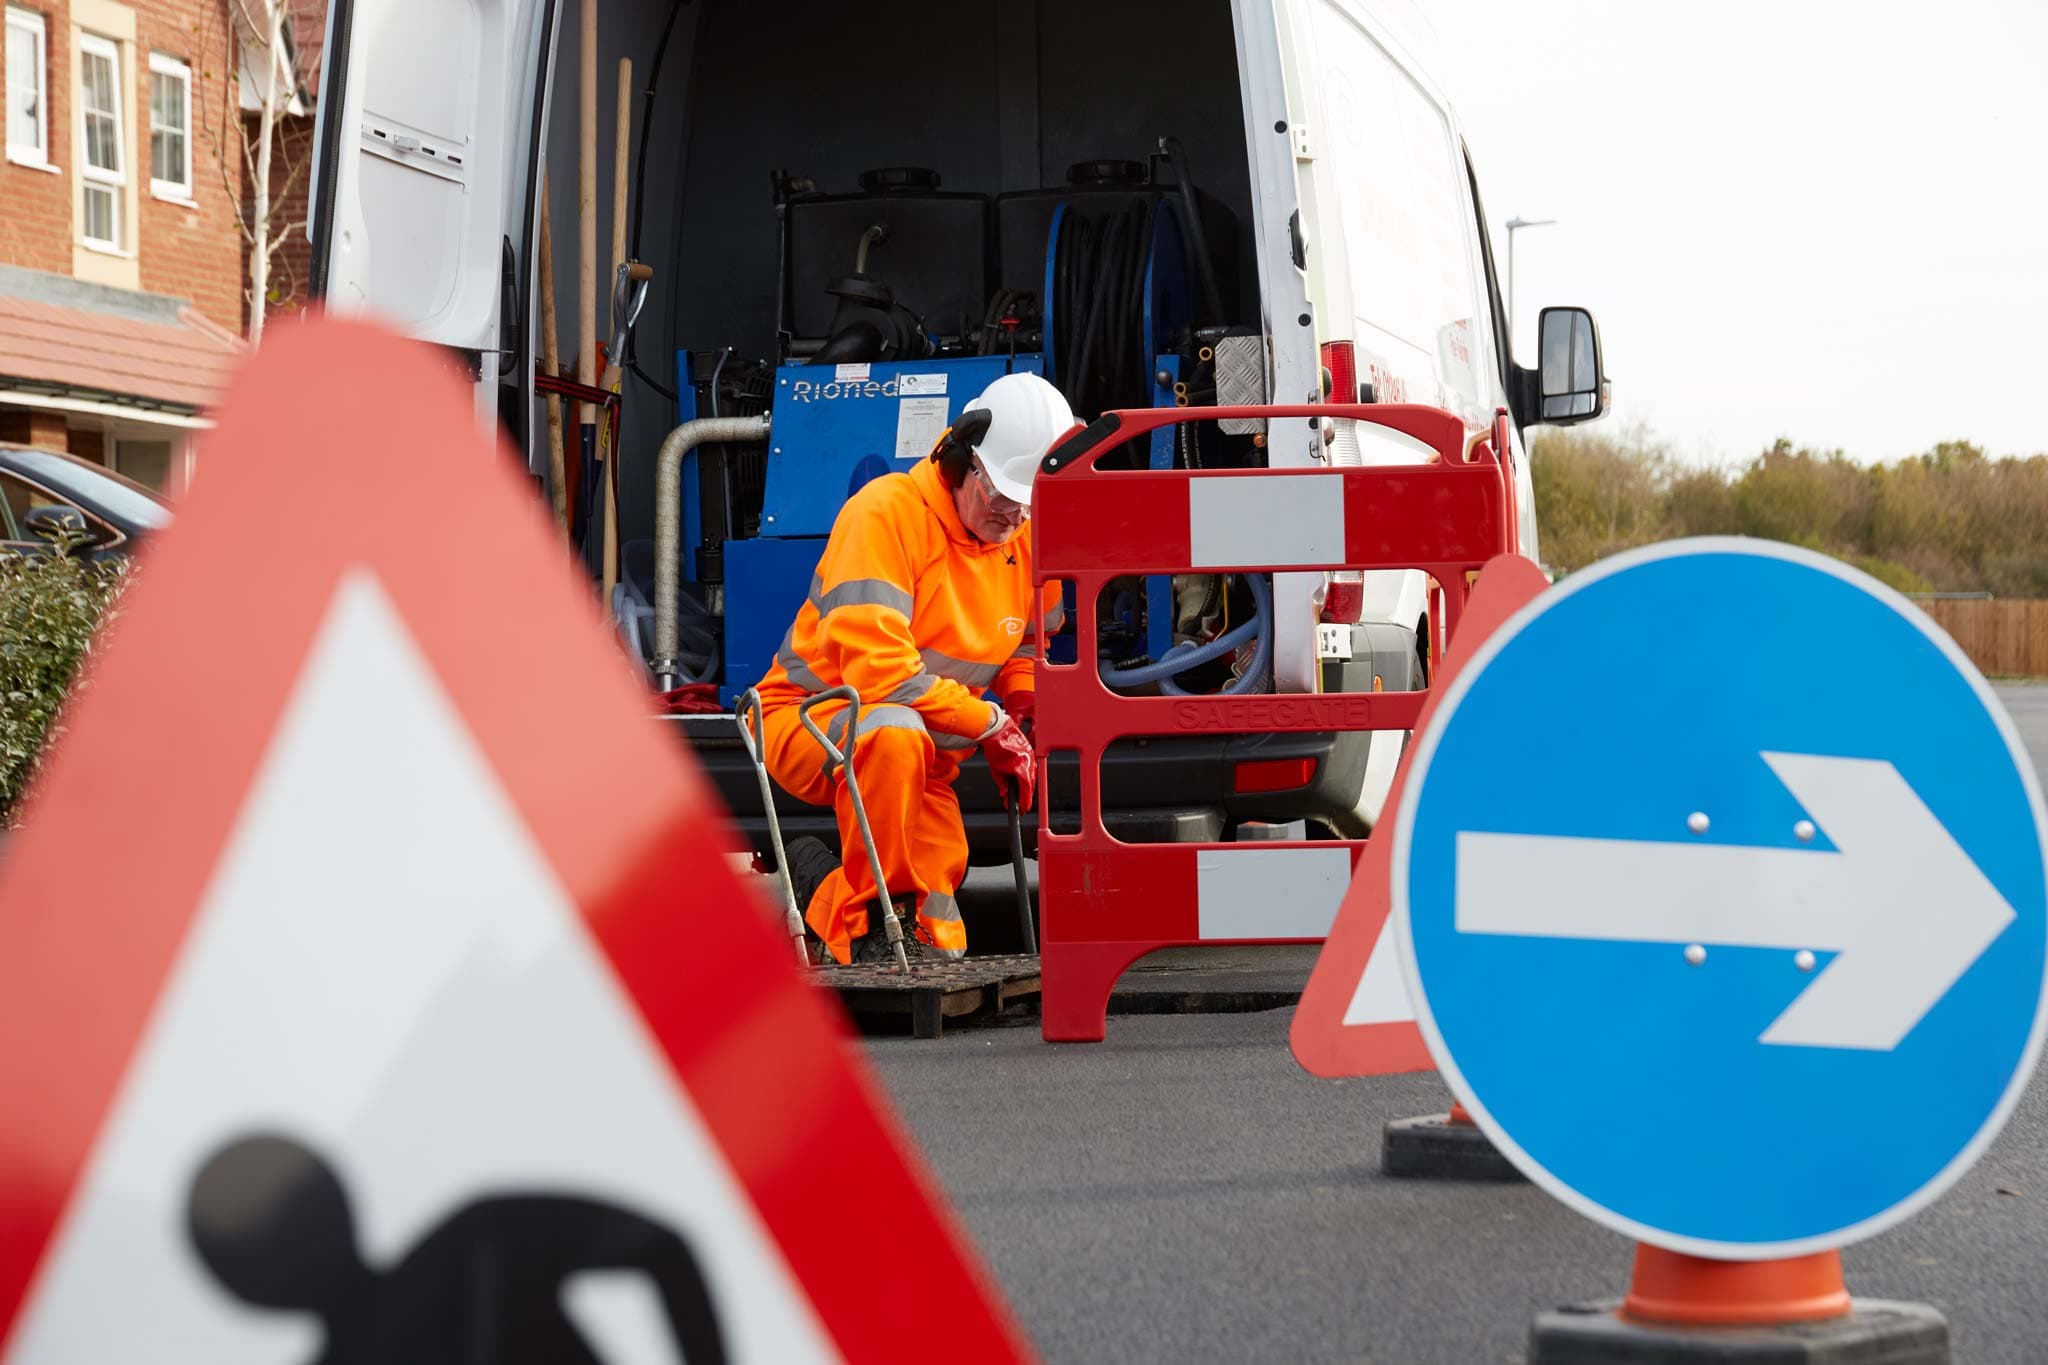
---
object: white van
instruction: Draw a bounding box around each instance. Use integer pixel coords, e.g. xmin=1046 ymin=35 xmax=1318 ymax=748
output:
xmin=306 ymin=0 xmax=1606 ymax=858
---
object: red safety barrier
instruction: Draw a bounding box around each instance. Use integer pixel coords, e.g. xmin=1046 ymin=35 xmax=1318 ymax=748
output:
xmin=1030 ymin=403 xmax=1516 ymax=1042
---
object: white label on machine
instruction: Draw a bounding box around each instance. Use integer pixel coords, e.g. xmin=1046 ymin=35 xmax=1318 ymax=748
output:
xmin=834 ymin=363 xmax=871 ymax=381
xmin=1317 ymin=624 xmax=1354 ymax=660
xmin=899 ymin=373 xmax=948 ymax=396
xmin=895 ymin=397 xmax=952 ymax=460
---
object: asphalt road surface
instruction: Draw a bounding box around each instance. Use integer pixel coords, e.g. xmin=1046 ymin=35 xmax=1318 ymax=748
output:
xmin=866 ymin=684 xmax=2048 ymax=1364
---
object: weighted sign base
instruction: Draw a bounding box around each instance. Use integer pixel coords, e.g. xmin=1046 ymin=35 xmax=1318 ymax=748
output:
xmin=1528 ymin=1298 xmax=1950 ymax=1364
xmin=1381 ymin=1106 xmax=1526 ymax=1182
xmin=1531 ymin=1248 xmax=1949 ymax=1363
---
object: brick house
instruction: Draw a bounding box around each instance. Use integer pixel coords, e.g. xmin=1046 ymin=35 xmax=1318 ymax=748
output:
xmin=1 ymin=0 xmax=322 ymax=498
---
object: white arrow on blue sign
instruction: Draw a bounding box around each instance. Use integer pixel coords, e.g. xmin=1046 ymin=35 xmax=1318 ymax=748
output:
xmin=1393 ymin=537 xmax=2048 ymax=1261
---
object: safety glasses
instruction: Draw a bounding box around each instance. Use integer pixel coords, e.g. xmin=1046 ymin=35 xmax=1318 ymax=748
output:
xmin=970 ymin=457 xmax=1025 ymax=517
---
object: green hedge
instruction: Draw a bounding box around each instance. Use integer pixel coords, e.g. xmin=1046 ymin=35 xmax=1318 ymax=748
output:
xmin=1 ymin=536 xmax=129 ymax=825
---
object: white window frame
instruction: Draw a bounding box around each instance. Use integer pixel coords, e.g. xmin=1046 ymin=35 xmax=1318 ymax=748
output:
xmin=77 ymin=31 xmax=123 ymax=251
xmin=4 ymin=6 xmax=47 ymax=166
xmin=147 ymin=51 xmax=190 ymax=200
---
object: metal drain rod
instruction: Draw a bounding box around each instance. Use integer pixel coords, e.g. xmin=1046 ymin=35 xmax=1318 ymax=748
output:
xmin=736 ymin=688 xmax=809 ymax=968
xmin=799 ymin=687 xmax=911 ymax=975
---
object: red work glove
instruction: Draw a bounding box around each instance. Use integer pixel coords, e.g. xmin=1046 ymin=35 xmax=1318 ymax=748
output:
xmin=1002 ymin=690 xmax=1036 ymax=738
xmin=981 ymin=714 xmax=1036 ymax=812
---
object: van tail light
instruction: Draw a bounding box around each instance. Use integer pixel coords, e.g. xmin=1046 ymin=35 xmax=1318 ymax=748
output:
xmin=1322 ymin=576 xmax=1364 ymax=624
xmin=1233 ymin=757 xmax=1319 ymax=793
xmin=1319 ymin=341 xmax=1357 ymax=404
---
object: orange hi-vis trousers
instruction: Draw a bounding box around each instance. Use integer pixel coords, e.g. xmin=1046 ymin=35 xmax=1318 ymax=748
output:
xmin=761 ymin=696 xmax=970 ymax=963
xmin=753 ymin=458 xmax=1062 ymax=965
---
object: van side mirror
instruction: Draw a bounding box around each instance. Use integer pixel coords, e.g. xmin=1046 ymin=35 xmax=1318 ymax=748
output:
xmin=1511 ymin=306 xmax=1608 ymax=428
xmin=1540 ymin=307 xmax=1604 ymax=421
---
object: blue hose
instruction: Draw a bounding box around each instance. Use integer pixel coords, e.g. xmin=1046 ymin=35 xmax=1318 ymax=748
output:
xmin=1099 ymin=572 xmax=1272 ymax=696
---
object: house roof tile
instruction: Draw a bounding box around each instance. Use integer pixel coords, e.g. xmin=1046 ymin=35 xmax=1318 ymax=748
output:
xmin=0 ymin=294 xmax=244 ymax=414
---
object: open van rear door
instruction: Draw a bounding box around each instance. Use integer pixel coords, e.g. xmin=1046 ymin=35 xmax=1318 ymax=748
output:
xmin=1229 ymin=0 xmax=1319 ymax=430
xmin=1230 ymin=0 xmax=1322 ymax=693
xmin=307 ymin=0 xmax=556 ymax=440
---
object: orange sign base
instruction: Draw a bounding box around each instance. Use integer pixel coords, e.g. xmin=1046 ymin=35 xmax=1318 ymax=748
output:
xmin=1622 ymin=1246 xmax=1852 ymax=1327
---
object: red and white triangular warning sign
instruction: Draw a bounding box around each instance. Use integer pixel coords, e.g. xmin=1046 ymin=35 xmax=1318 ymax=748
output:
xmin=1291 ymin=555 xmax=1550 ymax=1079
xmin=0 ymin=319 xmax=1029 ymax=1363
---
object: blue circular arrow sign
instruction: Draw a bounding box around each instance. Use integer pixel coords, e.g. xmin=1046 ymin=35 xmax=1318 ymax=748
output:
xmin=1394 ymin=538 xmax=2048 ymax=1259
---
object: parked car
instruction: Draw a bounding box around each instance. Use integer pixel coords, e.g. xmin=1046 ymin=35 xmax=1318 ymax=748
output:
xmin=0 ymin=446 xmax=171 ymax=562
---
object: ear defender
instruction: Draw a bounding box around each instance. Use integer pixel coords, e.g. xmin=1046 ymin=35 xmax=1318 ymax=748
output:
xmin=929 ymin=408 xmax=994 ymax=488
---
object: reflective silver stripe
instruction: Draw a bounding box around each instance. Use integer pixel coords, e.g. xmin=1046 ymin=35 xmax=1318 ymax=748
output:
xmin=1010 ymin=641 xmax=1039 ymax=661
xmin=919 ymin=892 xmax=968 ymax=959
xmin=781 ymin=577 xmax=914 ymax=694
xmin=1045 ymin=605 xmax=1066 ymax=633
xmin=812 ymin=576 xmax=913 ymax=619
xmin=932 ymin=731 xmax=980 ymax=751
xmin=775 ymin=628 xmax=826 ymax=693
xmin=822 ymin=703 xmax=930 ymax=773
xmin=887 ymin=672 xmax=940 ymax=704
xmin=919 ymin=647 xmax=1001 ymax=688
xmin=855 ymin=703 xmax=928 ymax=738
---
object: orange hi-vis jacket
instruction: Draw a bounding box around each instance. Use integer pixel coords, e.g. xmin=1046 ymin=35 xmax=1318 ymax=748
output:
xmin=756 ymin=456 xmax=1064 ymax=739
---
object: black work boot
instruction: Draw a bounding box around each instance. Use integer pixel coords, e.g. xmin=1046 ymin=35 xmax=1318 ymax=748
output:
xmin=782 ymin=837 xmax=839 ymax=919
xmin=850 ymin=898 xmax=925 ymax=966
xmin=779 ymin=837 xmax=838 ymax=964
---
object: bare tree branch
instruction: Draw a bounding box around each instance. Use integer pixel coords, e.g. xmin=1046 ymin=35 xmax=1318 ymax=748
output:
xmin=192 ymin=0 xmax=312 ymax=334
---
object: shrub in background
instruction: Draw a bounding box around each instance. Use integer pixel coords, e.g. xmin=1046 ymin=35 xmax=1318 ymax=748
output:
xmin=1532 ymin=427 xmax=2048 ymax=593
xmin=1 ymin=535 xmax=129 ymax=826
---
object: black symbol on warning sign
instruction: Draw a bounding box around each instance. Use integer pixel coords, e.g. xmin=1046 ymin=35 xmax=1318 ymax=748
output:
xmin=185 ymin=1132 xmax=728 ymax=1363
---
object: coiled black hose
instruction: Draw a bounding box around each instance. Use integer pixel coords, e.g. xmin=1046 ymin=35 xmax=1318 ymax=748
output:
xmin=1055 ymin=201 xmax=1153 ymax=419
xmin=1049 ymin=139 xmax=1228 ymax=421
xmin=1159 ymin=136 xmax=1226 ymax=328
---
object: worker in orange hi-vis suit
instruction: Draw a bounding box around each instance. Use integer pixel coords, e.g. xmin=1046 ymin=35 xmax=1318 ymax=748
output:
xmin=755 ymin=372 xmax=1076 ymax=965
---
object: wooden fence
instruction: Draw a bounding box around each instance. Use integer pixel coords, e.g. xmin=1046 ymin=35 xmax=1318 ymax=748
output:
xmin=1920 ymin=599 xmax=2048 ymax=678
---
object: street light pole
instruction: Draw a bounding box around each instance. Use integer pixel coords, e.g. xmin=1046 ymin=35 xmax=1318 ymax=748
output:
xmin=1504 ymin=216 xmax=1557 ymax=343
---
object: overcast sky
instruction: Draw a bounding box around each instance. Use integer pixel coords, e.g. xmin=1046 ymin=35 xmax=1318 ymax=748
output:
xmin=1415 ymin=0 xmax=2046 ymax=467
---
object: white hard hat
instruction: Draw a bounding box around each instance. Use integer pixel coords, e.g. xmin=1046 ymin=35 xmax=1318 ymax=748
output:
xmin=961 ymin=372 xmax=1075 ymax=504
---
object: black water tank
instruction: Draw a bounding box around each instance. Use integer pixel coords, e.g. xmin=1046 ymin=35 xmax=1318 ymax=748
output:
xmin=784 ymin=168 xmax=993 ymax=342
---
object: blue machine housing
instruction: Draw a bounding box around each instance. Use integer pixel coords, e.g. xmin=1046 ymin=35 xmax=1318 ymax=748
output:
xmin=759 ymin=355 xmax=1045 ymax=537
xmin=721 ymin=536 xmax=828 ymax=708
xmin=718 ymin=354 xmax=1046 ymax=706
